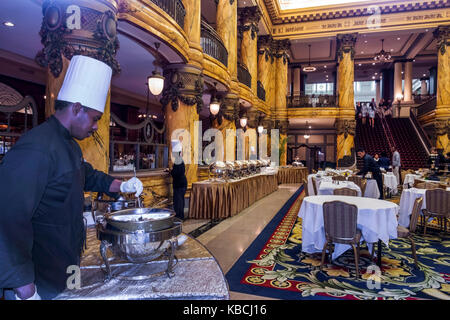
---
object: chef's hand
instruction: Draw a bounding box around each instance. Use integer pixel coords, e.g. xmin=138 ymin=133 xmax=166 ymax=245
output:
xmin=120 ymin=177 xmax=144 ymax=197
xmin=14 ymin=283 xmax=41 ymax=300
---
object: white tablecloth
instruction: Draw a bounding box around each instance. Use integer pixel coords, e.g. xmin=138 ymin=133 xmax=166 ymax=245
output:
xmin=398 ymin=188 xmax=428 ymax=227
xmin=298 ymin=195 xmax=398 ymax=260
xmin=403 ymin=174 xmax=422 ymax=188
xmin=307 ymin=174 xmax=332 ymax=195
xmin=318 ymin=181 xmax=361 ymax=197
xmin=383 ymin=173 xmax=398 ymax=195
xmin=364 ymin=179 xmax=380 ymax=199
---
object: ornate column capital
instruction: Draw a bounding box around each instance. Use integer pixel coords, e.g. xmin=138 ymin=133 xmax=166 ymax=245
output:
xmin=257 ymin=35 xmax=274 ymax=62
xmin=160 ymin=64 xmax=204 ymax=114
xmin=336 ymin=118 xmax=356 ymax=139
xmin=434 ymin=25 xmax=450 ymax=55
xmin=435 ymin=117 xmax=450 ymax=138
xmin=238 ymin=6 xmax=261 ymax=40
xmin=35 ymin=0 xmax=120 ymax=78
xmin=336 ymin=33 xmax=358 ymax=61
xmin=272 ymin=39 xmax=291 ymax=65
xmin=274 ymin=119 xmax=289 ymax=135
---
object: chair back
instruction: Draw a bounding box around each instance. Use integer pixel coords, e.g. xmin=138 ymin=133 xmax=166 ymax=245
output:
xmin=311 ymin=177 xmax=318 ymax=195
xmin=303 ymin=179 xmax=309 ymax=197
xmin=323 ymin=201 xmax=358 ymax=243
xmin=348 ymin=175 xmax=362 ymax=185
xmin=332 ymin=175 xmax=346 ymax=182
xmin=409 ymin=197 xmax=423 ymax=233
xmin=333 ymin=187 xmax=358 ymax=197
xmin=425 ymin=189 xmax=450 ymax=216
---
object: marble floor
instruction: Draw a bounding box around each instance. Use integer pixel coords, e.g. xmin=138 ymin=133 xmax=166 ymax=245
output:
xmin=182 ymin=183 xmax=301 ymax=300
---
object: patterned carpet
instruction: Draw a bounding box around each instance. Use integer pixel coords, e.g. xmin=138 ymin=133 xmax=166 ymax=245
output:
xmin=226 ymin=187 xmax=450 ymax=300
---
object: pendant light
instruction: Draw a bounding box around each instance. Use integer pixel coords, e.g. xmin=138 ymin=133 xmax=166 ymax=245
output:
xmin=374 ymin=39 xmax=391 ymax=62
xmin=147 ymin=42 xmax=165 ymax=95
xmin=303 ymin=121 xmax=310 ymax=139
xmin=303 ymin=44 xmax=316 ymax=73
xmin=209 ymin=82 xmax=220 ymax=115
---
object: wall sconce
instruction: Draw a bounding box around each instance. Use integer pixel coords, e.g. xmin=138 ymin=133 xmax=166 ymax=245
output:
xmin=240 ymin=117 xmax=247 ymax=128
xmin=303 ymin=121 xmax=310 ymax=139
xmin=257 ymin=125 xmax=264 ymax=134
xmin=396 ymin=93 xmax=403 ymax=103
xmin=209 ymin=82 xmax=220 ymax=116
xmin=147 ymin=42 xmax=165 ymax=95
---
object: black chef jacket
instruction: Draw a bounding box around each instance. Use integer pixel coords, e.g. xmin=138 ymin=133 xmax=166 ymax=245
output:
xmin=170 ymin=161 xmax=187 ymax=189
xmin=0 ymin=116 xmax=117 ymax=299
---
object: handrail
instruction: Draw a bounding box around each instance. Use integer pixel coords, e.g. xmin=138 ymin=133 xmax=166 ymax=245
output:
xmin=410 ymin=109 xmax=431 ymax=155
xmin=150 ymin=0 xmax=186 ymax=29
xmin=380 ymin=116 xmax=395 ymax=152
xmin=416 ymin=96 xmax=436 ymax=118
xmin=200 ymin=20 xmax=228 ymax=67
xmin=287 ymin=95 xmax=337 ymax=108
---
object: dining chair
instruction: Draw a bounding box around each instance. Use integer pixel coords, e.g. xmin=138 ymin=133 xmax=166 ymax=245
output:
xmin=321 ymin=201 xmax=361 ymax=279
xmin=348 ymin=176 xmax=367 ymax=196
xmin=397 ymin=197 xmax=423 ymax=266
xmin=303 ymin=179 xmax=309 ymax=197
xmin=422 ymin=189 xmax=450 ymax=235
xmin=332 ymin=175 xmax=346 ymax=182
xmin=333 ymin=187 xmax=358 ymax=197
xmin=372 ymin=197 xmax=423 ymax=267
xmin=311 ymin=177 xmax=318 ymax=195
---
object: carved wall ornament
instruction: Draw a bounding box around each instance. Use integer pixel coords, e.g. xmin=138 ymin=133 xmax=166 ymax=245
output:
xmin=160 ymin=66 xmax=204 ymax=114
xmin=435 ymin=118 xmax=450 ymax=138
xmin=434 ymin=25 xmax=450 ymax=55
xmin=336 ymin=119 xmax=356 ymax=139
xmin=35 ymin=0 xmax=120 ymax=78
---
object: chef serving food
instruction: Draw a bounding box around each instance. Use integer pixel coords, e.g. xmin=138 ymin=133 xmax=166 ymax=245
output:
xmin=0 ymin=56 xmax=144 ymax=300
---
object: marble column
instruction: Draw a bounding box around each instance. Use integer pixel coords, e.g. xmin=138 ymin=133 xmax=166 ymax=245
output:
xmin=257 ymin=35 xmax=274 ymax=105
xmin=216 ymin=0 xmax=238 ymax=90
xmin=404 ymin=60 xmax=413 ymax=103
xmin=211 ymin=93 xmax=239 ymax=162
xmin=336 ymin=33 xmax=357 ymax=167
xmin=293 ymin=67 xmax=301 ymax=96
xmin=421 ymin=77 xmax=429 ymax=96
xmin=238 ymin=6 xmax=261 ymax=95
xmin=274 ymin=40 xmax=290 ymax=165
xmin=183 ymin=0 xmax=202 ymax=69
xmin=36 ymin=0 xmax=120 ymax=173
xmin=375 ymin=80 xmax=381 ymax=105
xmin=434 ymin=26 xmax=450 ymax=154
xmin=160 ymin=64 xmax=204 ymax=187
xmin=394 ymin=61 xmax=403 ymax=101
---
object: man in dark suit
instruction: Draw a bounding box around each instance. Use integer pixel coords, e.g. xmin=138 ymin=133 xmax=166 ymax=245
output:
xmin=357 ymin=148 xmax=384 ymax=199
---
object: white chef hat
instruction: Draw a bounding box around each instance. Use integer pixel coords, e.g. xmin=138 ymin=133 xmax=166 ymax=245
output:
xmin=57 ymin=55 xmax=112 ymax=113
xmin=171 ymin=140 xmax=182 ymax=153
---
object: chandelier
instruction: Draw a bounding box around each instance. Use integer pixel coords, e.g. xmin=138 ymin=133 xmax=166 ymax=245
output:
xmin=374 ymin=39 xmax=391 ymax=63
xmin=147 ymin=42 xmax=165 ymax=95
xmin=302 ymin=44 xmax=316 ymax=73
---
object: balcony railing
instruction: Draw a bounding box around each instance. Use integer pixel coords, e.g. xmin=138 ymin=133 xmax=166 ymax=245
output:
xmin=200 ymin=20 xmax=228 ymax=67
xmin=238 ymin=62 xmax=251 ymax=89
xmin=150 ymin=0 xmax=185 ymax=29
xmin=287 ymin=95 xmax=337 ymax=108
xmin=257 ymin=81 xmax=266 ymax=101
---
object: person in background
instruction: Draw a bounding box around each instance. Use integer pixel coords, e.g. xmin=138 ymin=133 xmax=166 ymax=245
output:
xmin=357 ymin=148 xmax=384 ymax=199
xmin=374 ymin=153 xmax=380 ymax=162
xmin=168 ymin=139 xmax=187 ymax=220
xmin=391 ymin=146 xmax=401 ymax=186
xmin=379 ymin=152 xmax=391 ymax=170
xmin=355 ymin=102 xmax=362 ymax=120
xmin=368 ymin=99 xmax=376 ymax=128
xmin=361 ymin=102 xmax=368 ymax=125
xmin=0 ymin=56 xmax=143 ymax=300
xmin=377 ymin=98 xmax=386 ymax=120
xmin=384 ymin=100 xmax=393 ymax=118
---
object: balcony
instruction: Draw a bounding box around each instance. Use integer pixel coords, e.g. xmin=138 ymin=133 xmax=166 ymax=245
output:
xmin=200 ymin=20 xmax=228 ymax=67
xmin=257 ymin=81 xmax=266 ymax=101
xmin=287 ymin=95 xmax=337 ymax=108
xmin=150 ymin=0 xmax=185 ymax=29
xmin=237 ymin=62 xmax=251 ymax=89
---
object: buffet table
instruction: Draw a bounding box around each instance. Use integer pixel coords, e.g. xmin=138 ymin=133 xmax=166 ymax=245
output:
xmin=277 ymin=166 xmax=308 ymax=184
xmin=188 ymin=173 xmax=278 ymax=219
xmin=54 ymin=227 xmax=229 ymax=300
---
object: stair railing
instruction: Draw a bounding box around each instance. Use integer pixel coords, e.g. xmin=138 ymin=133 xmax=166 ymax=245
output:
xmin=409 ymin=109 xmax=431 ymax=155
xmin=380 ymin=116 xmax=395 ymax=151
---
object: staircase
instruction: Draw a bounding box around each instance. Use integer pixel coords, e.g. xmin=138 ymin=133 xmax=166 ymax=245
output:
xmin=355 ymin=117 xmax=428 ymax=170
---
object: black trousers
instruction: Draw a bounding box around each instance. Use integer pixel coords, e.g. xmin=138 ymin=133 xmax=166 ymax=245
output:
xmin=373 ymin=173 xmax=384 ymax=200
xmin=173 ymin=187 xmax=187 ymax=219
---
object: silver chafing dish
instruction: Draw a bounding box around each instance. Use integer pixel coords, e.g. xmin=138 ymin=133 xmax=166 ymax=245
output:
xmin=96 ymin=207 xmax=181 ymax=281
xmin=225 ymin=161 xmax=239 ymax=179
xmin=292 ymin=161 xmax=304 ymax=167
xmin=208 ymin=161 xmax=229 ymax=181
xmin=234 ymin=160 xmax=246 ymax=177
xmin=248 ymin=160 xmax=258 ymax=173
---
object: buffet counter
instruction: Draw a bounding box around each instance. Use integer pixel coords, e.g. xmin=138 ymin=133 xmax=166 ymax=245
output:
xmin=54 ymin=227 xmax=229 ymax=300
xmin=277 ymin=166 xmax=308 ymax=184
xmin=188 ymin=172 xmax=278 ymax=219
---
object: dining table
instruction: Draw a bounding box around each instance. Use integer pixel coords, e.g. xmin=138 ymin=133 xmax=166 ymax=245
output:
xmin=298 ymin=195 xmax=399 ymax=267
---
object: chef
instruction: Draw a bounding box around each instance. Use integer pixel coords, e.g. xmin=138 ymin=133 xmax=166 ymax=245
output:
xmin=0 ymin=55 xmax=144 ymax=300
